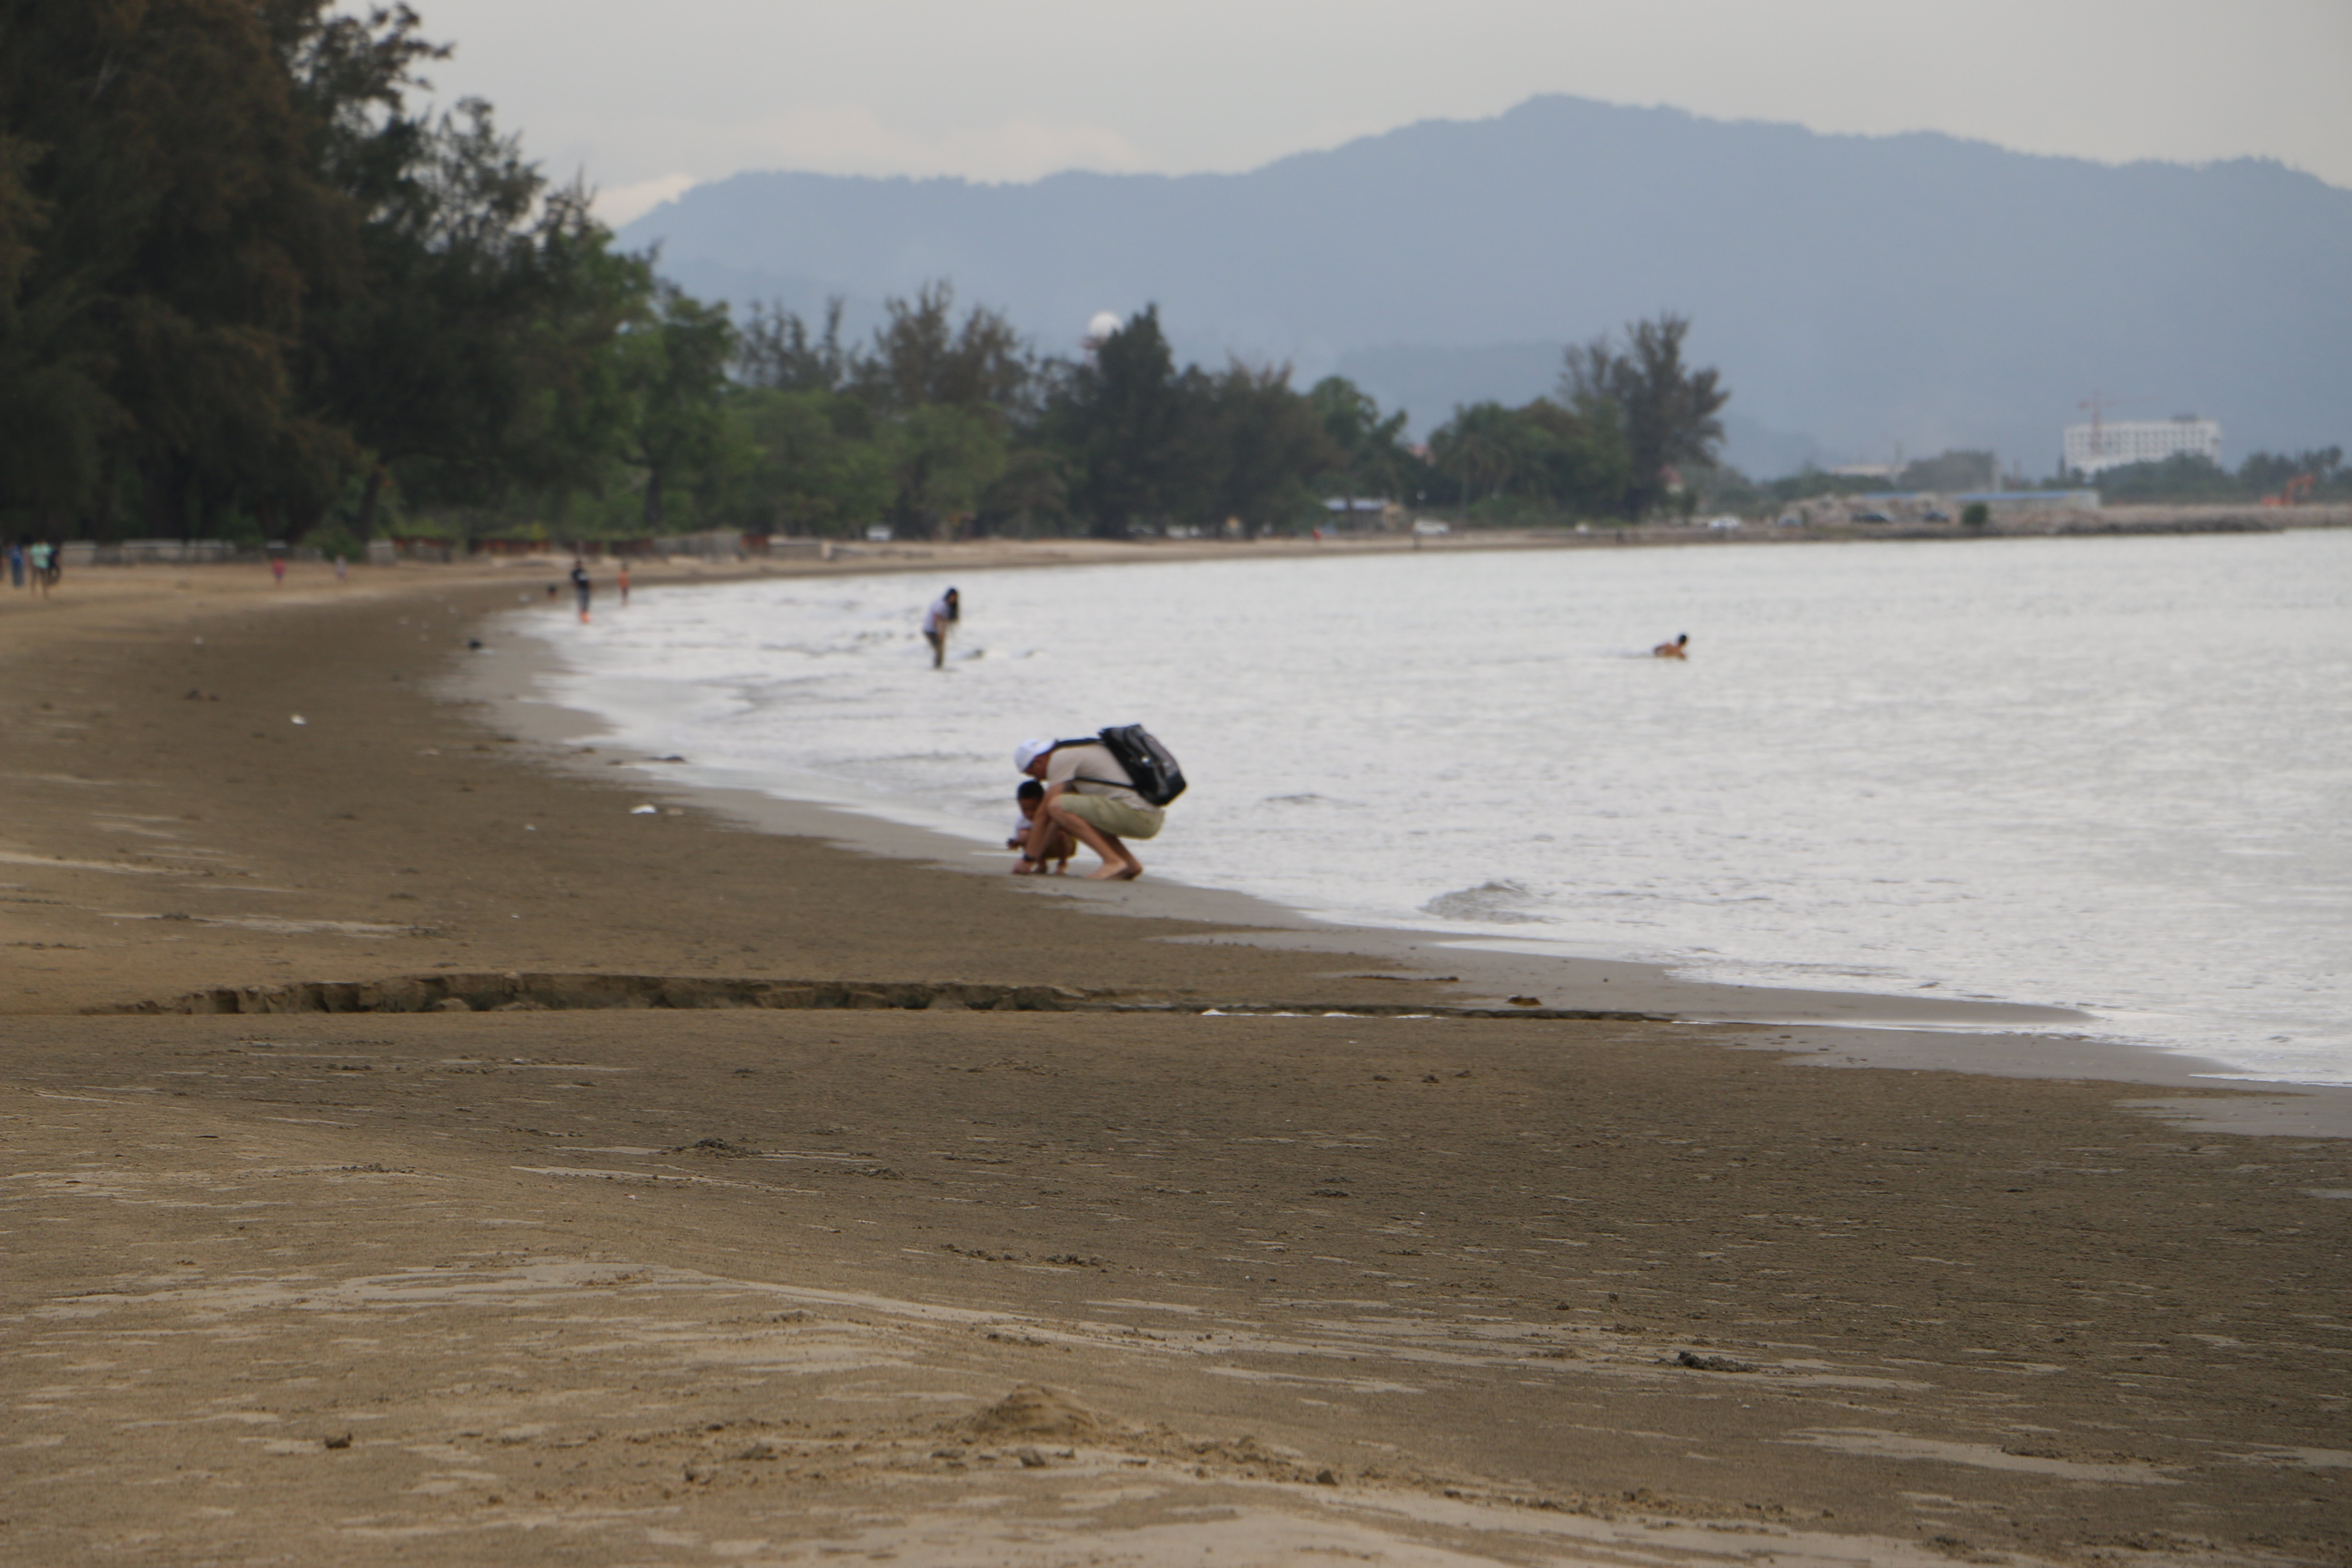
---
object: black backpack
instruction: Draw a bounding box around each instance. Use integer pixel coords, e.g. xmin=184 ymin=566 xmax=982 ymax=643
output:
xmin=1057 ymin=725 xmax=1187 ymax=807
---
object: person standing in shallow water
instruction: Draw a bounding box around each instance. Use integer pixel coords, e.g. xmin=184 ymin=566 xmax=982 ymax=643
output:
xmin=570 ymin=558 xmax=592 ymax=623
xmin=922 ymin=587 xmax=960 ymax=668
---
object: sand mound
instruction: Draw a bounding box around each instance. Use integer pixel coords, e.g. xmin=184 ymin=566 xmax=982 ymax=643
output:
xmin=968 ymin=1384 xmax=1102 ymax=1441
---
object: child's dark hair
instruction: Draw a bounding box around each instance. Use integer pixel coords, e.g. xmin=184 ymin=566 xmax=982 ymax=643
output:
xmin=1017 ymin=778 xmax=1044 ymax=803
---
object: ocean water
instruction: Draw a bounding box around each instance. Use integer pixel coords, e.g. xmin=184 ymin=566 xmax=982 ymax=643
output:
xmin=517 ymin=530 xmax=2352 ymax=1086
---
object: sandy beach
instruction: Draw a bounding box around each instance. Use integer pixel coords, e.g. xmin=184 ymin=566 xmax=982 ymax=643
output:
xmin=3 ymin=554 xmax=2347 ymax=1567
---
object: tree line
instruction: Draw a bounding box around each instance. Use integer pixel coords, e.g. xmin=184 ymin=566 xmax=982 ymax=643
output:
xmin=0 ymin=2 xmax=1733 ymax=549
xmin=633 ymin=291 xmax=1729 ymax=542
xmin=2089 ymin=447 xmax=2348 ymax=506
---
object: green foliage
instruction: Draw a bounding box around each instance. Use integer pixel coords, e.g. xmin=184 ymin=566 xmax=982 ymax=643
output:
xmin=1206 ymin=362 xmax=1339 ymax=532
xmin=304 ymin=518 xmax=364 ymax=559
xmin=723 ymin=389 xmax=889 ymax=536
xmin=1961 ymin=501 xmax=1990 ymax=527
xmin=29 ymin=10 xmax=2341 ymax=555
xmin=0 ymin=5 xmax=1403 ymax=547
xmin=616 ymin=282 xmax=735 ymax=531
xmin=1308 ymin=375 xmax=1412 ymax=508
xmin=0 ymin=0 xmax=670 ymax=545
xmin=735 ymin=299 xmax=849 ymax=394
xmin=1044 ymin=306 xmax=1204 ymax=535
xmin=2235 ymin=445 xmax=2342 ymax=496
xmin=2092 ymin=447 xmax=2346 ymax=505
xmin=887 ymin=403 xmax=1007 ymax=537
xmin=854 ymin=282 xmax=1030 ymax=418
xmin=1898 ymin=450 xmax=1997 ymax=491
xmin=309 ymin=92 xmax=655 ymax=537
xmin=1756 ymin=468 xmax=1887 ymax=505
xmin=2092 ymin=453 xmax=2236 ymax=503
xmin=974 ymin=447 xmax=1070 ymax=536
xmin=1562 ymin=314 xmax=1728 ymax=518
xmin=1030 ymin=307 xmax=1351 ymax=536
xmin=1424 ymin=396 xmax=1628 ymax=523
xmin=0 ymin=0 xmax=354 ymax=538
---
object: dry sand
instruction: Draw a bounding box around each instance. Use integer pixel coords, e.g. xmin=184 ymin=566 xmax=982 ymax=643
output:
xmin=3 ymin=556 xmax=2347 ymax=1567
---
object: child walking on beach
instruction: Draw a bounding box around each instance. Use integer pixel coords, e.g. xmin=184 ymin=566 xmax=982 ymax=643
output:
xmin=1008 ymin=778 xmax=1073 ymax=875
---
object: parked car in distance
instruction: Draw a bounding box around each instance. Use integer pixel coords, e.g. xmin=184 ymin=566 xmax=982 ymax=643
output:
xmin=1411 ymin=519 xmax=1452 ymax=537
xmin=1775 ymin=514 xmax=1804 ymax=527
xmin=1856 ymin=511 xmax=1893 ymax=524
xmin=1923 ymin=508 xmax=1952 ymax=523
xmin=864 ymin=524 xmax=894 ymax=542
xmin=1705 ymin=514 xmax=1743 ymax=530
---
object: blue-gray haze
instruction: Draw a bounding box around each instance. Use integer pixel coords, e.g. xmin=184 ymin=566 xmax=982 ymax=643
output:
xmin=622 ymin=96 xmax=2352 ymax=479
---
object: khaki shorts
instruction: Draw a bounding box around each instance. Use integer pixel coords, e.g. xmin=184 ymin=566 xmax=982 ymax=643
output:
xmin=1057 ymin=791 xmax=1164 ymax=841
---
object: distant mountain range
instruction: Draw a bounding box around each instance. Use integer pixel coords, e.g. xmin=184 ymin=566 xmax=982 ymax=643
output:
xmin=620 ymin=95 xmax=2352 ymax=479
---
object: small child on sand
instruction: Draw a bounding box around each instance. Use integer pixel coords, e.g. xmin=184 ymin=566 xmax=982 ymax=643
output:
xmin=1009 ymin=778 xmax=1073 ymax=874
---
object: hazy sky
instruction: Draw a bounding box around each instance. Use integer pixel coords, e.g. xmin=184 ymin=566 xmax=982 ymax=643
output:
xmin=400 ymin=0 xmax=2352 ymax=224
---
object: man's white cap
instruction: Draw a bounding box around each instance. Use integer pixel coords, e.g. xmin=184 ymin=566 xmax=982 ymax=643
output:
xmin=1014 ymin=738 xmax=1053 ymax=771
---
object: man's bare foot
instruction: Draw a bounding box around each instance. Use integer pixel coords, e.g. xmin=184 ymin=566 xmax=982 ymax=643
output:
xmin=1087 ymin=861 xmax=1142 ymax=881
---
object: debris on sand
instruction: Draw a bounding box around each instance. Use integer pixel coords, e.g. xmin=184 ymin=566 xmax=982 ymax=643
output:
xmin=967 ymin=1384 xmax=1102 ymax=1443
xmin=679 ymin=1137 xmax=756 ymax=1158
xmin=1671 ymin=1350 xmax=1757 ymax=1373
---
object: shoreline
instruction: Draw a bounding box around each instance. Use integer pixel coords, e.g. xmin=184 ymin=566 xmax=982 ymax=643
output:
xmin=482 ymin=557 xmax=2340 ymax=1109
xmin=7 ymin=548 xmax=2343 ymax=1108
xmin=5 ymin=551 xmax=2349 ymax=1566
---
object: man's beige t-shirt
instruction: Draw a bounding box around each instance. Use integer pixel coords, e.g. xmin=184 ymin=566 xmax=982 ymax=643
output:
xmin=1046 ymin=743 xmax=1144 ymax=807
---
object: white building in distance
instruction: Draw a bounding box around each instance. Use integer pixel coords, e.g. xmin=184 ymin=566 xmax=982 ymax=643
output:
xmin=2063 ymin=415 xmax=2221 ymax=476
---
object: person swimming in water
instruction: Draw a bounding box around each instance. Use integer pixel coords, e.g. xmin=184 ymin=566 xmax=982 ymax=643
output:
xmin=1652 ymin=633 xmax=1689 ymax=659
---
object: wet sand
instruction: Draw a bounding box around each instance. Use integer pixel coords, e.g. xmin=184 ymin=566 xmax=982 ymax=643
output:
xmin=3 ymin=558 xmax=2347 ymax=1566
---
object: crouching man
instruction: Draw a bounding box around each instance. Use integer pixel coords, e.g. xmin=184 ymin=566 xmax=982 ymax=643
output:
xmin=1013 ymin=736 xmax=1162 ymax=882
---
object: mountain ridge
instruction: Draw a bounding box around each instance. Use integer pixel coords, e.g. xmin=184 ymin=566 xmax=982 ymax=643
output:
xmin=622 ymin=95 xmax=2352 ymax=477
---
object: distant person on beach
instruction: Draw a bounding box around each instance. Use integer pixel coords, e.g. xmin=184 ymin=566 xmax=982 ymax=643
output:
xmin=618 ymin=560 xmax=631 ymax=607
xmin=1652 ymin=633 xmax=1689 ymax=659
xmin=922 ymin=587 xmax=960 ymax=668
xmin=270 ymin=554 xmax=286 ymax=585
xmin=1007 ymin=778 xmax=1073 ymax=875
xmin=570 ymin=559 xmax=592 ymax=623
xmin=7 ymin=542 xmax=22 ymax=589
xmin=332 ymin=554 xmax=348 ymax=582
xmin=30 ymin=539 xmax=55 ymax=597
xmin=1014 ymin=735 xmax=1161 ymax=881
